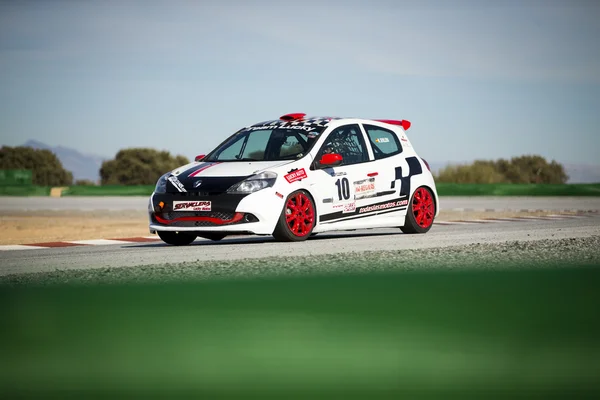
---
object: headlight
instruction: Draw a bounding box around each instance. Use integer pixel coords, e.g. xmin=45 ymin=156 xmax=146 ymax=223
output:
xmin=154 ymin=173 xmax=170 ymax=193
xmin=227 ymin=171 xmax=277 ymax=194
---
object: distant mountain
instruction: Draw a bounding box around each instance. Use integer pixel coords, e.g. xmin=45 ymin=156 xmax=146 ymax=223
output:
xmin=429 ymin=161 xmax=600 ymax=184
xmin=23 ymin=140 xmax=105 ymax=183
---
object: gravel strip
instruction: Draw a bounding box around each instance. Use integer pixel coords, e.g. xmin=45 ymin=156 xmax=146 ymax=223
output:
xmin=2 ymin=236 xmax=599 ymax=286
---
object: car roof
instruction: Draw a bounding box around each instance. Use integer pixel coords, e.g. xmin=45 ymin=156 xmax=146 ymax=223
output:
xmin=248 ymin=116 xmax=342 ymax=129
xmin=248 ymin=114 xmax=410 ymax=131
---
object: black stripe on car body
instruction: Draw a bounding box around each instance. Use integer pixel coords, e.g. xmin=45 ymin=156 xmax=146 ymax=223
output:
xmin=320 ymin=207 xmax=407 ymax=224
xmin=394 ymin=156 xmax=423 ymax=198
xmin=319 ymin=196 xmax=408 ymax=223
xmin=166 ymin=175 xmax=251 ymax=194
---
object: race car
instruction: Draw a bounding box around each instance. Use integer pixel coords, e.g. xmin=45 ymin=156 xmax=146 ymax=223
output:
xmin=149 ymin=113 xmax=439 ymax=245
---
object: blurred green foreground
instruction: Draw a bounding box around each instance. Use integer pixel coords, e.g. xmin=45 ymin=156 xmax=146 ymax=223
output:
xmin=1 ymin=266 xmax=599 ymax=399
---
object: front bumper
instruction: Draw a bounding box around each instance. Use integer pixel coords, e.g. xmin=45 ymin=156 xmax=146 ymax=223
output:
xmin=148 ymin=189 xmax=285 ymax=235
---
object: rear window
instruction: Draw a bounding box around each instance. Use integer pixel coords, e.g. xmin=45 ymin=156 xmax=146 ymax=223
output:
xmin=363 ymin=124 xmax=402 ymax=160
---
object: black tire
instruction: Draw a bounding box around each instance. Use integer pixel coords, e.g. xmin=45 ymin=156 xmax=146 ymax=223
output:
xmin=157 ymin=231 xmax=197 ymax=246
xmin=198 ymin=233 xmax=227 ymax=241
xmin=272 ymin=190 xmax=316 ymax=242
xmin=401 ymin=186 xmax=436 ymax=234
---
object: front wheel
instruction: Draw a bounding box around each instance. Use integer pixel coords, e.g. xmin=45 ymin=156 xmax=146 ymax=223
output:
xmin=272 ymin=190 xmax=316 ymax=242
xmin=157 ymin=231 xmax=197 ymax=246
xmin=401 ymin=186 xmax=435 ymax=234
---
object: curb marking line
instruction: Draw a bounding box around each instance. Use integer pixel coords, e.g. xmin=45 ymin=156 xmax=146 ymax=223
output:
xmin=0 ymin=213 xmax=597 ymax=251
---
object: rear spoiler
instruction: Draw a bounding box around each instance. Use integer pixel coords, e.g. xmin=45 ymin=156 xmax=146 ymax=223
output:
xmin=374 ymin=119 xmax=411 ymax=131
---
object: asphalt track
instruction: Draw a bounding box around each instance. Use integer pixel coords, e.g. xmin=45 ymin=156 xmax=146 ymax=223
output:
xmin=2 ymin=195 xmax=600 ymax=212
xmin=2 ymin=214 xmax=599 ymax=277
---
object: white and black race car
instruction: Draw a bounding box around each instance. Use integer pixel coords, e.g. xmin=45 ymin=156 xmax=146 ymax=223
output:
xmin=149 ymin=113 xmax=439 ymax=245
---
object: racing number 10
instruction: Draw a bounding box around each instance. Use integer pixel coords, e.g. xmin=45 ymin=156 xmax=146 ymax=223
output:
xmin=335 ymin=178 xmax=350 ymax=200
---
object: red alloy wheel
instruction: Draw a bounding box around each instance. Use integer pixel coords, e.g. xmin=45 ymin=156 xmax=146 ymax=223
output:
xmin=284 ymin=192 xmax=315 ymax=237
xmin=412 ymin=187 xmax=435 ymax=229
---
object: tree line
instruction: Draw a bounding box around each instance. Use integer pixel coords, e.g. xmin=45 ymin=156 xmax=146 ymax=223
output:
xmin=434 ymin=155 xmax=568 ymax=184
xmin=1 ymin=145 xmax=568 ymax=186
xmin=0 ymin=146 xmax=189 ymax=186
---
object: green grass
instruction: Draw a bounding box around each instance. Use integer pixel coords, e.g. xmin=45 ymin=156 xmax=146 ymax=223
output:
xmin=1 ymin=266 xmax=599 ymax=398
xmin=60 ymin=184 xmax=155 ymax=196
xmin=436 ymin=183 xmax=600 ymax=196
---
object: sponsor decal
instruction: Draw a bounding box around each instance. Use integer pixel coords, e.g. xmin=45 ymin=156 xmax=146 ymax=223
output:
xmin=243 ymin=118 xmax=334 ymax=134
xmin=358 ymin=199 xmax=408 ymax=214
xmin=375 ymin=137 xmax=390 ymax=143
xmin=343 ymin=201 xmax=356 ymax=213
xmin=193 ymin=180 xmax=203 ymax=188
xmin=354 ymin=177 xmax=376 ymax=200
xmin=246 ymin=124 xmax=316 ymax=132
xmin=319 ymin=196 xmax=409 ymax=223
xmin=173 ymin=200 xmax=211 ymax=211
xmin=284 ymin=168 xmax=307 ymax=183
xmin=168 ymin=176 xmax=187 ymax=192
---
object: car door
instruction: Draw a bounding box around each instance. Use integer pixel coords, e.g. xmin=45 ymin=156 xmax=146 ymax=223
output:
xmin=311 ymin=124 xmax=376 ymax=225
xmin=361 ymin=123 xmax=406 ymax=203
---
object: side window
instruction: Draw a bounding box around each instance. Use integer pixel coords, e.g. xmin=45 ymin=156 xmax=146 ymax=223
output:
xmin=318 ymin=124 xmax=369 ymax=166
xmin=364 ymin=124 xmax=402 ymax=160
xmin=279 ymin=134 xmax=304 ymax=158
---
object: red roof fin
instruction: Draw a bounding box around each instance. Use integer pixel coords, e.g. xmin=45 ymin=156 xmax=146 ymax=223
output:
xmin=280 ymin=113 xmax=306 ymax=121
xmin=375 ymin=119 xmax=411 ymax=131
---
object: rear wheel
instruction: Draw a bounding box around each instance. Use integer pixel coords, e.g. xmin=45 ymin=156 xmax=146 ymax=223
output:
xmin=272 ymin=190 xmax=316 ymax=242
xmin=401 ymin=186 xmax=435 ymax=234
xmin=198 ymin=233 xmax=227 ymax=241
xmin=157 ymin=231 xmax=197 ymax=246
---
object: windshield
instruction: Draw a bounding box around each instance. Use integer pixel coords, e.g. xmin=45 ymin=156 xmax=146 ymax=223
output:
xmin=204 ymin=126 xmax=325 ymax=162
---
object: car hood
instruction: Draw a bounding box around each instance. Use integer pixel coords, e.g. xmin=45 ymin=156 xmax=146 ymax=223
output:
xmin=172 ymin=160 xmax=294 ymax=178
xmin=166 ymin=160 xmax=296 ymax=193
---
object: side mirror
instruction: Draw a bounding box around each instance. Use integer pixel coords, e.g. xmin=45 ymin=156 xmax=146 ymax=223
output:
xmin=195 ymin=154 xmax=206 ymax=162
xmin=318 ymin=153 xmax=343 ymax=168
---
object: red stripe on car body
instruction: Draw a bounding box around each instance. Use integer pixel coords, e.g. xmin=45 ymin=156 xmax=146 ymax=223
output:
xmin=188 ymin=162 xmax=221 ymax=178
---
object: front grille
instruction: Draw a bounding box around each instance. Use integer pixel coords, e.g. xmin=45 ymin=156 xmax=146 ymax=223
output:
xmin=167 ymin=220 xmax=229 ymax=228
xmin=152 ymin=211 xmax=249 ymax=228
xmin=162 ymin=211 xmax=236 ymax=220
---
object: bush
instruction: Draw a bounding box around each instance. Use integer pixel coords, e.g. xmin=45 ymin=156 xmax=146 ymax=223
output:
xmin=74 ymin=179 xmax=97 ymax=186
xmin=0 ymin=146 xmax=73 ymax=186
xmin=100 ymin=148 xmax=189 ymax=185
xmin=435 ymin=155 xmax=568 ymax=184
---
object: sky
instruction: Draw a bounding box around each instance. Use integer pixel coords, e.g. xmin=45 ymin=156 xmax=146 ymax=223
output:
xmin=1 ymin=0 xmax=599 ymax=166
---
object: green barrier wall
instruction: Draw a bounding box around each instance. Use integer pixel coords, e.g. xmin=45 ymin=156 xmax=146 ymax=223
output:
xmin=1 ymin=183 xmax=600 ymax=197
xmin=0 ymin=169 xmax=32 ymax=186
